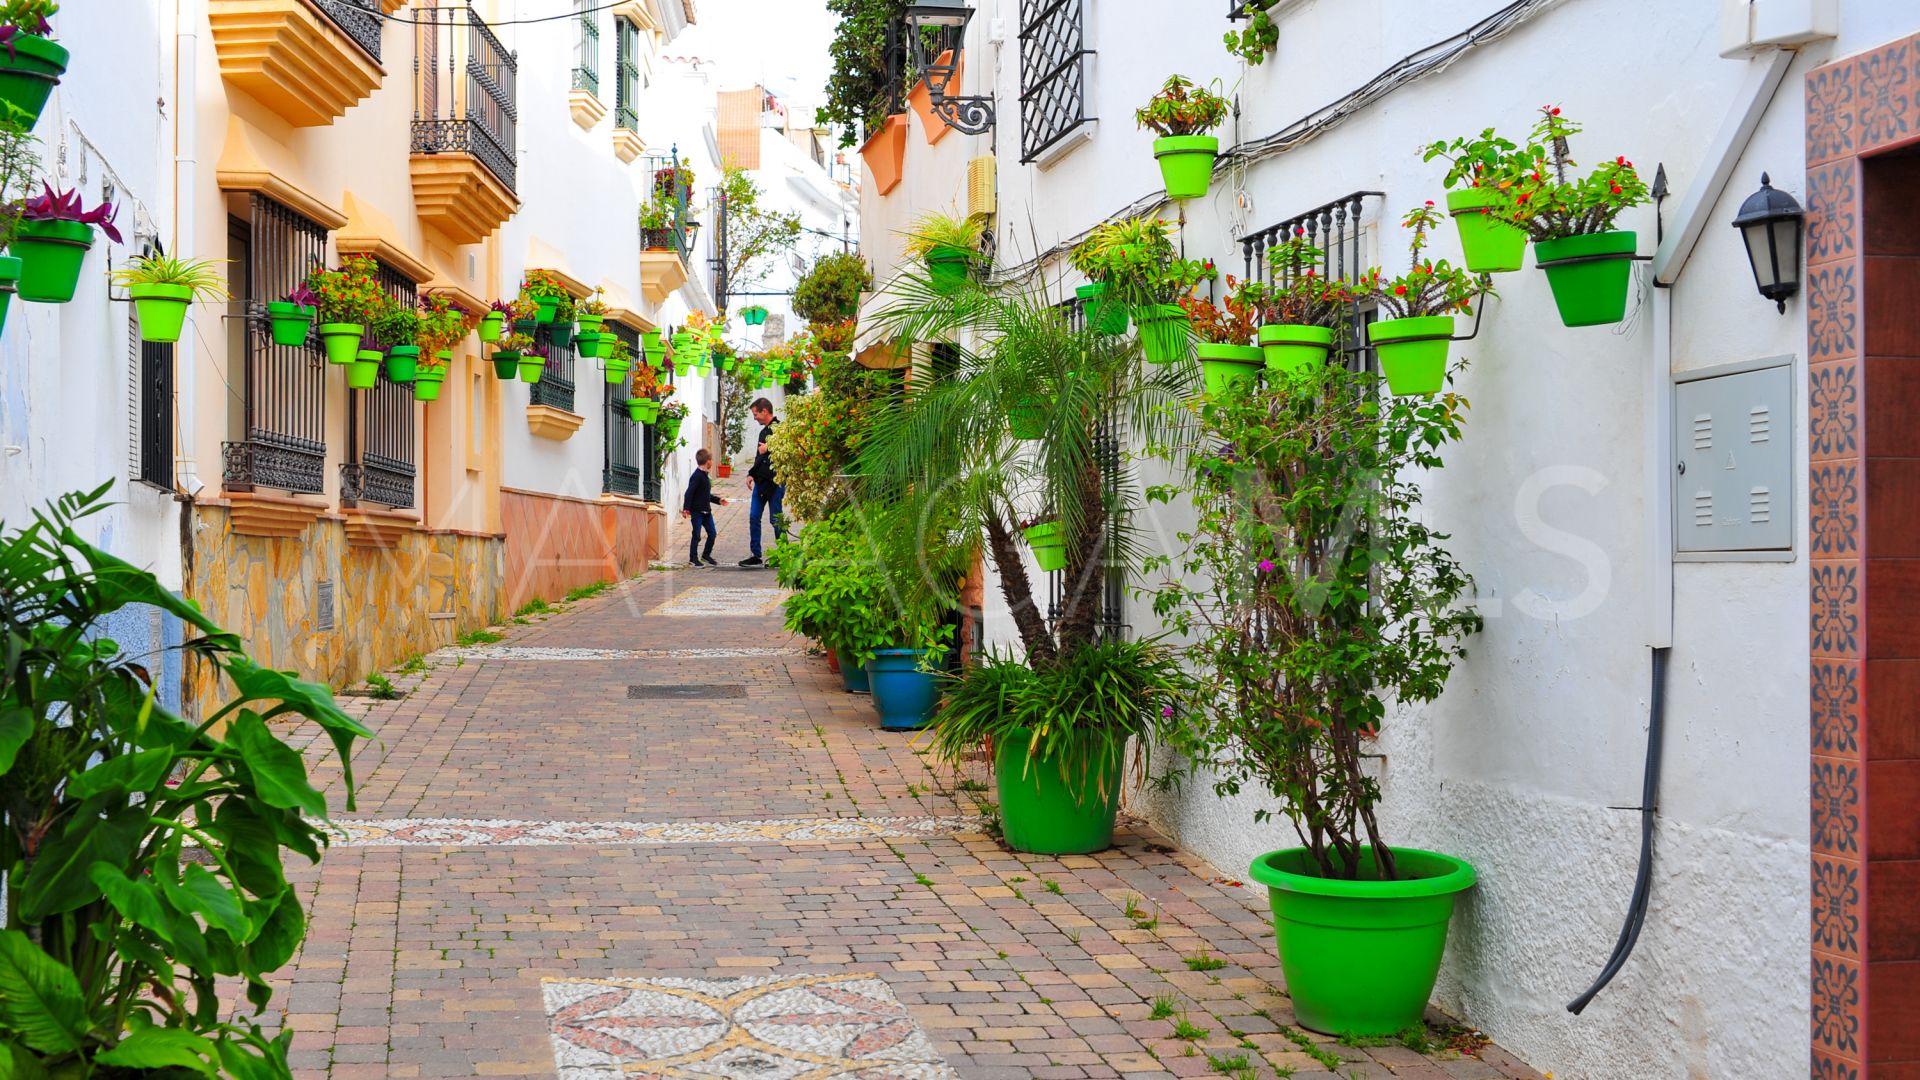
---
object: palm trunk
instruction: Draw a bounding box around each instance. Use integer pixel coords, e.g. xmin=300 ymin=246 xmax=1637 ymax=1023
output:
xmin=985 ymin=513 xmax=1055 ymax=664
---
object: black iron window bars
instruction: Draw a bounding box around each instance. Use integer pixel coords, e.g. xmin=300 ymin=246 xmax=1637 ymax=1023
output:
xmin=341 ymin=262 xmax=418 ymax=510
xmin=224 ymin=196 xmax=329 ymax=496
xmin=1018 ymin=0 xmax=1092 ymax=164
xmin=603 ymin=379 xmax=641 ymax=497
xmin=1237 ymin=189 xmax=1385 ymax=372
xmin=641 ymin=150 xmax=696 ymax=261
xmin=572 ymin=0 xmax=600 ymax=97
xmin=412 ymin=5 xmax=519 ymax=192
xmin=316 ymin=0 xmax=383 ymax=63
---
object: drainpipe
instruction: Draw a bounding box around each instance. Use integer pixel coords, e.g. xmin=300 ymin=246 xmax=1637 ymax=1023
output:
xmin=1568 ymin=44 xmax=1796 ymax=1014
xmin=172 ymin=0 xmax=203 ymax=499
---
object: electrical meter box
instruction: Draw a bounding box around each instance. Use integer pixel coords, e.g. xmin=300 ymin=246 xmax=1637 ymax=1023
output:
xmin=1674 ymin=360 xmax=1795 ymax=557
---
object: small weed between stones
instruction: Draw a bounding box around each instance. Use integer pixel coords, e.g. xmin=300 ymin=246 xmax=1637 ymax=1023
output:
xmin=1205 ymin=1052 xmax=1255 ymax=1079
xmin=1172 ymin=1013 xmax=1209 ymax=1041
xmin=1149 ymin=994 xmax=1177 ymax=1020
xmin=1282 ymin=1027 xmax=1343 ymax=1070
xmin=515 ymin=597 xmax=552 ymax=617
xmin=362 ymin=673 xmax=401 ymax=700
xmin=456 ymin=629 xmax=503 ymax=647
xmin=1339 ymin=1024 xmax=1436 ymax=1054
xmin=565 ymin=579 xmax=614 ymax=602
xmin=1184 ymin=952 xmax=1226 ymax=972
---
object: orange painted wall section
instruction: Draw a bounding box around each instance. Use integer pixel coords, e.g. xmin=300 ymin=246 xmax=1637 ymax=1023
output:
xmin=502 ymin=488 xmax=664 ymax=612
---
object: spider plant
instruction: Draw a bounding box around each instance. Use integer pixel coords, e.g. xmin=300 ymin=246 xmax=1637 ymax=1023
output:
xmin=107 ymin=253 xmax=229 ymax=298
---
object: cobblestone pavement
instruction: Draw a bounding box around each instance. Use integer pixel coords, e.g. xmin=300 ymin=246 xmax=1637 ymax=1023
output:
xmin=268 ymin=476 xmax=1546 ymax=1079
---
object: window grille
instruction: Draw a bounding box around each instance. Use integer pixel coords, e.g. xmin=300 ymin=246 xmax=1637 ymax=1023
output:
xmin=1237 ymin=189 xmax=1386 ymax=373
xmin=411 ymin=3 xmax=519 ymax=192
xmin=607 ymin=323 xmax=660 ymax=500
xmin=314 ymin=0 xmax=382 ymax=62
xmin=1018 ymin=0 xmax=1092 ymax=164
xmin=572 ymin=0 xmax=600 ymax=97
xmin=604 ymin=380 xmax=640 ymax=497
xmin=138 ymin=337 xmax=174 ymax=490
xmin=614 ymin=18 xmax=640 ymax=132
xmin=530 ymin=335 xmax=577 ymax=413
xmin=342 ymin=263 xmax=418 ymax=509
xmin=641 ymin=149 xmax=696 ymax=260
xmin=223 ymin=197 xmax=328 ymax=495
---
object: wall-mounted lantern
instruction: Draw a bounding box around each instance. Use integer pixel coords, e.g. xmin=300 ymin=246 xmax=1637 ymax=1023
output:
xmin=900 ymin=1 xmax=996 ymax=136
xmin=1732 ymin=173 xmax=1804 ymax=313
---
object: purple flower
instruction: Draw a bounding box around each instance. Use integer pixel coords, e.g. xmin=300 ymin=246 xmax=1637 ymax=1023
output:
xmin=283 ymin=284 xmax=318 ymax=308
xmin=22 ymin=183 xmax=122 ymax=244
xmin=1160 ymin=705 xmax=1174 ymax=718
xmin=1257 ymin=559 xmax=1275 ymax=573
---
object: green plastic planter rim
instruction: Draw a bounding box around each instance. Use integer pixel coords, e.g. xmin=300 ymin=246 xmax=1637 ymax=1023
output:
xmin=1024 ymin=521 xmax=1062 ymax=541
xmin=1248 ymin=846 xmax=1476 ymax=899
xmin=16 ymin=217 xmax=94 ymax=247
xmin=1195 ymin=343 xmax=1263 ymax=363
xmin=2 ymin=34 xmax=68 ymax=73
xmin=1152 ymin=134 xmax=1220 ymax=159
xmin=130 ymin=283 xmax=193 ymax=301
xmin=415 ymin=366 xmax=448 ymax=382
xmin=1259 ymin=324 xmax=1336 ymax=345
xmin=1075 ymin=283 xmax=1106 ymax=299
xmin=1367 ymin=315 xmax=1457 ymax=345
xmin=1533 ymin=229 xmax=1639 ymax=268
xmin=1445 ymin=188 xmax=1506 ymax=215
xmin=387 ymin=345 xmax=420 ymax=357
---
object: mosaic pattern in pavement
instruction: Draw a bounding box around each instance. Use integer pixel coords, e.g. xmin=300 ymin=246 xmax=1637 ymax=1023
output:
xmin=322 ymin=815 xmax=989 ymax=848
xmin=654 ymin=587 xmax=791 ymax=618
xmin=454 ymin=646 xmax=810 ymax=661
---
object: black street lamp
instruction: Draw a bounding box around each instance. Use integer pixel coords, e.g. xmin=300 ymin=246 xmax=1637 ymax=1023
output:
xmin=1732 ymin=173 xmax=1805 ymax=314
xmin=900 ymin=1 xmax=995 ymax=136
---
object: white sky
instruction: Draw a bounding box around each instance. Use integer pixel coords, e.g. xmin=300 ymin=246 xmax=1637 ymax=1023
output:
xmin=673 ymin=0 xmax=839 ymax=113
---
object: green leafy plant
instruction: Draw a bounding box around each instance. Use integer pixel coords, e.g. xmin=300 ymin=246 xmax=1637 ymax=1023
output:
xmin=522 ymin=269 xmax=569 ymax=302
xmin=1502 ymin=106 xmax=1649 ymax=240
xmin=1134 ymin=76 xmax=1230 ymax=138
xmin=108 ymin=254 xmax=231 ymax=301
xmin=363 ymin=672 xmax=400 ymax=699
xmin=1223 ymin=1 xmax=1279 ymax=64
xmin=1179 ymin=276 xmax=1259 ymax=345
xmin=1261 ymin=237 xmax=1355 ymax=328
xmin=1420 ymin=126 xmax=1531 ymax=195
xmin=767 ymin=350 xmax=892 ymax=522
xmin=304 ymin=254 xmax=388 ymax=325
xmin=0 ymin=0 xmax=56 ymax=35
xmin=1362 ymin=205 xmax=1489 ymax=320
xmin=0 ymin=109 xmax=39 ymax=250
xmin=498 ymin=331 xmax=535 ymax=354
xmin=819 ymin=0 xmax=912 ymax=146
xmin=416 ymin=294 xmax=474 ymax=357
xmin=901 ymin=210 xmax=985 ymax=258
xmin=0 ymin=483 xmax=371 ymax=1077
xmin=1069 ymin=216 xmax=1212 ymax=308
xmin=371 ymin=302 xmax=420 ymax=347
xmin=770 ymin=503 xmax=961 ymax=668
xmin=792 ymin=252 xmax=874 ymax=326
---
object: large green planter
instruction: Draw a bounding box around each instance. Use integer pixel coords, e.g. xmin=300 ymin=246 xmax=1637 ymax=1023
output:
xmin=347 ymin=350 xmax=381 ymax=390
xmin=493 ymin=351 xmax=521 ymax=380
xmin=12 ymin=218 xmax=93 ymax=302
xmin=129 ymin=283 xmax=193 ymax=344
xmin=1197 ymin=342 xmax=1263 ymax=396
xmin=268 ymin=301 xmax=315 ymax=346
xmin=318 ymin=323 xmax=364 ymax=365
xmin=384 ymin=345 xmax=419 ymax=383
xmin=1249 ymin=847 xmax=1476 ymax=1036
xmin=0 ymin=35 xmax=68 ymax=131
xmin=1154 ymin=135 xmax=1219 ymax=201
xmin=1367 ymin=316 xmax=1455 ymax=397
xmin=1259 ymin=323 xmax=1335 ymax=375
xmin=1077 ymin=283 xmax=1129 ymax=335
xmin=479 ymin=310 xmax=505 ymax=342
xmin=1023 ymin=521 xmax=1066 ymax=572
xmin=627 ymin=398 xmax=660 ymax=424
xmin=926 ymin=245 xmax=972 ymax=294
xmin=996 ymin=730 xmax=1125 ymax=855
xmin=1446 ymin=188 xmax=1529 ymax=274
xmin=867 ymin=649 xmax=940 ymax=731
xmin=414 ymin=364 xmax=447 ymax=402
xmin=604 ymin=356 xmax=631 ymax=385
xmin=0 ymin=255 xmax=19 ymax=336
xmin=519 ymin=356 xmax=546 ymax=383
xmin=1536 ymin=230 xmax=1638 ymax=327
xmin=1136 ymin=303 xmax=1190 ymax=364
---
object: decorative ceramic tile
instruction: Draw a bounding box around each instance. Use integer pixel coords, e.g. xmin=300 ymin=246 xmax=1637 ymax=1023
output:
xmin=1811 ymin=1048 xmax=1861 ymax=1080
xmin=1811 ymin=462 xmax=1861 ymax=558
xmin=1811 ymin=953 xmax=1862 ymax=1056
xmin=1812 ymin=759 xmax=1863 ymax=856
xmin=1808 ymin=60 xmax=1858 ymax=166
xmin=452 ymin=646 xmax=809 ymax=661
xmin=1811 ymin=660 xmax=1861 ymax=756
xmin=1808 ymin=263 xmax=1861 ymax=361
xmin=1812 ymin=856 xmax=1862 ymax=956
xmin=541 ymin=973 xmax=959 ymax=1079
xmin=323 ymin=815 xmax=989 ymax=848
xmin=1854 ymin=42 xmax=1913 ymax=153
xmin=1806 ymin=160 xmax=1859 ymax=266
xmin=655 ymin=587 xmax=793 ymax=618
xmin=1810 ymin=562 xmax=1861 ymax=657
xmin=1810 ymin=360 xmax=1860 ymax=462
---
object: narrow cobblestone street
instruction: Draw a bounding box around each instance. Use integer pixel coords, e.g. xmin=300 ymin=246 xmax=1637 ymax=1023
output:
xmin=267 ymin=477 xmax=1546 ymax=1080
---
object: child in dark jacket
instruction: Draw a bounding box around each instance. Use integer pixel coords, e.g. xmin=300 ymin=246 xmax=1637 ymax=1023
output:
xmin=681 ymin=448 xmax=728 ymax=566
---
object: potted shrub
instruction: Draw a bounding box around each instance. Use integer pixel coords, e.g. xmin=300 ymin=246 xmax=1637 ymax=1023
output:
xmin=414 ymin=294 xmax=472 ymax=402
xmin=1504 ymin=106 xmax=1648 ymax=327
xmin=1182 ymin=276 xmax=1263 ymax=396
xmin=1258 ymin=236 xmax=1353 ymax=374
xmin=373 ymin=301 xmax=421 ymax=383
xmin=523 ymin=268 xmax=567 ymax=324
xmin=0 ymin=1 xmax=65 ymax=130
xmin=518 ymin=340 xmax=549 ymax=383
xmin=792 ymin=251 xmax=873 ymax=325
xmin=578 ymin=286 xmax=609 ymax=336
xmin=1020 ymin=513 xmax=1066 ymax=572
xmin=1422 ymin=126 xmax=1533 ymax=274
xmin=1136 ymin=75 xmax=1230 ymax=202
xmin=1362 ymin=204 xmax=1488 ymax=397
xmin=657 ymin=399 xmax=688 ymax=447
xmin=742 ymin=304 xmax=768 ymax=325
xmin=109 ymin=253 xmax=227 ymax=345
xmin=11 ymin=182 xmax=117 ymax=302
xmin=1149 ymin=364 xmax=1481 ymax=1037
xmin=269 ymin=284 xmax=318 ymax=347
xmin=902 ymin=209 xmax=985 ymax=295
xmin=549 ymin=292 xmax=577 ymax=350
xmin=479 ymin=297 xmax=511 ymax=342
xmin=307 ymin=255 xmax=385 ymax=365
xmin=603 ymin=333 xmax=634 ymax=385
xmin=493 ymin=330 xmax=532 ymax=380
xmin=1070 ymin=215 xmax=1204 ymax=363
xmin=771 ymin=512 xmax=874 ymax=694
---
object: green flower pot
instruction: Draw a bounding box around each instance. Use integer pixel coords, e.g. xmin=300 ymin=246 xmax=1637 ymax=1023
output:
xmin=1023 ymin=521 xmax=1066 ymax=572
xmin=743 ymin=306 xmax=768 ymax=326
xmin=996 ymin=730 xmax=1124 ymax=855
xmin=1536 ymin=229 xmax=1638 ymax=327
xmin=318 ymin=323 xmax=364 ymax=365
xmin=1197 ymin=343 xmax=1264 ymax=396
xmin=384 ymin=345 xmax=419 ymax=383
xmin=604 ymin=357 xmax=631 ymax=384
xmin=1447 ymin=188 xmax=1528 ymax=274
xmin=519 ymin=356 xmax=546 ymax=383
xmin=0 ymin=35 xmax=68 ymax=131
xmin=926 ymin=245 xmax=972 ymax=294
xmin=721 ymin=357 xmax=736 ymax=372
xmin=1153 ymin=135 xmax=1219 ymax=201
xmin=347 ymin=351 xmax=381 ymax=390
xmin=513 ymin=317 xmax=538 ymax=337
xmin=493 ymin=352 xmax=520 ymax=379
xmin=414 ymin=365 xmax=447 ymax=401
xmin=1249 ymin=847 xmax=1476 ymax=1036
xmin=12 ymin=218 xmax=94 ymax=303
xmin=1259 ymin=323 xmax=1335 ymax=375
xmin=576 ymin=313 xmax=605 ymax=335
xmin=130 ymin=283 xmax=194 ymax=344
xmin=0 ymin=255 xmax=19 ymax=336
xmin=1136 ymin=303 xmax=1190 ymax=365
xmin=268 ymin=301 xmax=315 ymax=346
xmin=576 ymin=331 xmax=605 ymax=359
xmin=658 ymin=418 xmax=683 ymax=444
xmin=532 ymin=294 xmax=560 ymax=324
xmin=549 ymin=320 xmax=575 ymax=350
xmin=628 ymin=398 xmax=660 ymax=424
xmin=1367 ymin=316 xmax=1455 ymax=397
xmin=1009 ymin=397 xmax=1046 ymax=440
xmin=479 ymin=310 xmax=505 ymax=342
xmin=1077 ymin=283 xmax=1128 ymax=335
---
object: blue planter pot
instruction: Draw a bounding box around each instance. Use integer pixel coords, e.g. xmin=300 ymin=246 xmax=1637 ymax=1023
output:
xmin=836 ymin=651 xmax=870 ymax=694
xmin=867 ymin=649 xmax=940 ymax=731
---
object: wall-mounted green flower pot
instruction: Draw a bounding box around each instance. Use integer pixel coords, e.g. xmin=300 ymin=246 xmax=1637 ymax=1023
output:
xmin=996 ymin=730 xmax=1124 ymax=855
xmin=658 ymin=418 xmax=683 ymax=445
xmin=532 ymin=294 xmax=560 ymax=323
xmin=1536 ymin=229 xmax=1638 ymax=327
xmin=1009 ymin=397 xmax=1046 ymax=440
xmin=12 ymin=218 xmax=94 ymax=302
xmin=519 ymin=356 xmax=546 ymax=383
xmin=384 ymin=345 xmax=419 ymax=383
xmin=1136 ymin=304 xmax=1191 ymax=364
xmin=347 ymin=350 xmax=381 ymax=390
xmin=576 ymin=330 xmax=605 ymax=359
xmin=1154 ymin=135 xmax=1219 ymax=201
xmin=1447 ymin=188 xmax=1528 ymax=274
xmin=1259 ymin=323 xmax=1335 ymax=375
xmin=413 ymin=365 xmax=447 ymax=401
xmin=0 ymin=255 xmax=19 ymax=337
xmin=743 ymin=306 xmax=768 ymax=326
xmin=130 ymin=283 xmax=194 ymax=344
xmin=576 ymin=313 xmax=605 ymax=336
xmin=604 ymin=357 xmax=631 ymax=385
xmin=1249 ymin=846 xmax=1476 ymax=1036
xmin=548 ymin=320 xmax=575 ymax=350
xmin=513 ymin=317 xmax=538 ymax=337
xmin=318 ymin=323 xmax=364 ymax=365
xmin=926 ymin=245 xmax=972 ymax=294
xmin=0 ymin=35 xmax=68 ymax=131
xmin=1367 ymin=316 xmax=1455 ymax=397
xmin=268 ymin=301 xmax=315 ymax=346
xmin=479 ymin=311 xmax=504 ymax=342
xmin=493 ymin=351 xmax=521 ymax=379
xmin=1197 ymin=343 xmax=1263 ymax=396
xmin=1023 ymin=521 xmax=1066 ymax=572
xmin=628 ymin=398 xmax=660 ymax=424
xmin=1077 ymin=283 xmax=1129 ymax=335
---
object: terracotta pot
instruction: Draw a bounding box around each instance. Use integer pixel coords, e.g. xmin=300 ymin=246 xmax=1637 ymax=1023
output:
xmin=908 ymin=50 xmax=961 ymax=144
xmin=859 ymin=114 xmax=911 ymax=197
xmin=717 ymin=463 xmax=732 ymax=478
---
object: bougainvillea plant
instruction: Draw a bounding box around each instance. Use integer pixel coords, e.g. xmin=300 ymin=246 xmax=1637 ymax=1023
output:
xmin=1502 ymin=106 xmax=1649 ymax=241
xmin=1134 ymin=75 xmax=1230 ymax=138
xmin=22 ymin=182 xmax=120 ymax=242
xmin=304 ymin=254 xmax=387 ymax=325
xmin=1362 ymin=205 xmax=1489 ymax=320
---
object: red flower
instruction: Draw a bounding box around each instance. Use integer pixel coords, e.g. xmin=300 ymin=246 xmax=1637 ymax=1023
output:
xmin=1616 ymin=156 xmax=1626 ymax=165
xmin=1425 ymin=199 xmax=1434 ymax=206
xmin=1394 ymin=285 xmax=1407 ymax=296
xmin=1550 ymin=106 xmax=1561 ymax=116
xmin=1610 ymin=184 xmax=1622 ymax=194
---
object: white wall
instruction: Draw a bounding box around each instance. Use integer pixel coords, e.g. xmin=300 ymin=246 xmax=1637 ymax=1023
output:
xmin=857 ymin=2 xmax=1920 ymax=1076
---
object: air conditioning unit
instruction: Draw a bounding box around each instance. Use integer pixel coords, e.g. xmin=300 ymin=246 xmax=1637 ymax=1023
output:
xmin=967 ymin=155 xmax=996 ymax=218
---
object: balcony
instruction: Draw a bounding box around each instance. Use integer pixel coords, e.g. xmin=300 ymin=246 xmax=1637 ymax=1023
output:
xmin=638 ymin=152 xmax=696 ymax=302
xmin=209 ymin=0 xmax=384 ymax=127
xmin=410 ymin=5 xmax=520 ymax=244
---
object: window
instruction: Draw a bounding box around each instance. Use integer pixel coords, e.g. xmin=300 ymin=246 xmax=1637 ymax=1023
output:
xmin=1235 ymin=190 xmax=1384 ymax=373
xmin=342 ymin=262 xmax=418 ymax=509
xmin=572 ymin=0 xmax=599 ymax=97
xmin=604 ymin=381 xmax=640 ymax=496
xmin=531 ymin=330 xmax=577 ymax=413
xmin=614 ymin=18 xmax=640 ymax=132
xmin=223 ymin=196 xmax=328 ymax=496
xmin=1018 ymin=0 xmax=1092 ymax=163
xmin=411 ymin=3 xmax=519 ymax=192
xmin=130 ymin=302 xmax=172 ymax=490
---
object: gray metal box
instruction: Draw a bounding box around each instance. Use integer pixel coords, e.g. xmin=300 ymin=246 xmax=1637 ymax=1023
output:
xmin=1674 ymin=361 xmax=1794 ymax=555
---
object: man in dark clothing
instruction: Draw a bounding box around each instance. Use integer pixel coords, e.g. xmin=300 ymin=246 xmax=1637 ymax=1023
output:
xmin=739 ymin=397 xmax=786 ymax=567
xmin=681 ymin=448 xmax=726 ymax=567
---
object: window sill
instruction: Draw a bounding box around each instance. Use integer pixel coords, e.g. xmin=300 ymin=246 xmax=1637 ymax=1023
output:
xmin=570 ymin=88 xmax=606 ymax=131
xmin=528 ymin=404 xmax=585 ymax=441
xmin=613 ymin=127 xmax=645 ymax=164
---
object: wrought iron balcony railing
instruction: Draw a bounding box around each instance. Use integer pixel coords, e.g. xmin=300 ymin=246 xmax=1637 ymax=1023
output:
xmin=316 ymin=0 xmax=382 ymax=62
xmin=411 ymin=5 xmax=519 ymax=192
xmin=641 ymin=151 xmax=697 ymax=261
